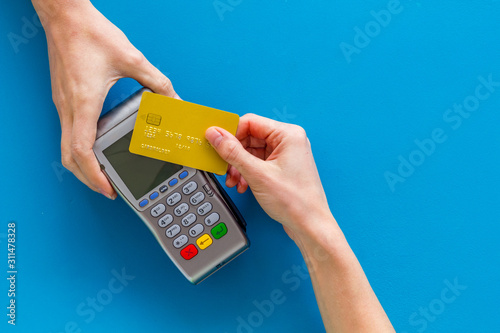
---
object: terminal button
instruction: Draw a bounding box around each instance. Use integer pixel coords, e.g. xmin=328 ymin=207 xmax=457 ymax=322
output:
xmin=196 ymin=234 xmax=213 ymax=250
xmin=179 ymin=170 xmax=189 ymax=179
xmin=180 ymin=244 xmax=198 ymax=260
xmin=181 ymin=213 xmax=197 ymax=227
xmin=174 ymin=203 xmax=189 ymax=217
xmin=173 ymin=235 xmax=188 ymax=249
xmin=190 ymin=192 xmax=205 ymax=205
xmin=151 ymin=204 xmax=166 ymax=218
xmin=197 ymin=202 xmax=213 ymax=216
xmin=149 ymin=191 xmax=159 ymax=200
xmin=169 ymin=178 xmax=178 ymax=187
xmin=139 ymin=199 xmax=149 ymax=207
xmin=159 ymin=185 xmax=168 ymax=193
xmin=158 ymin=214 xmax=173 ymax=228
xmin=204 ymin=212 xmax=220 ymax=226
xmin=211 ymin=223 xmax=228 ymax=239
xmin=189 ymin=224 xmax=204 ymax=238
xmin=166 ymin=192 xmax=182 ymax=206
xmin=166 ymin=224 xmax=181 ymax=238
xmin=182 ymin=181 xmax=198 ymax=195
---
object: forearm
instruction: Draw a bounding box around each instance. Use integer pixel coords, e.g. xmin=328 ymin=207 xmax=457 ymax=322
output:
xmin=292 ymin=213 xmax=394 ymax=333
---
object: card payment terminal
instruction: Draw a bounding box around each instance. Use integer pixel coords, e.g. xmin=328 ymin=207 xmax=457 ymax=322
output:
xmin=93 ymin=88 xmax=250 ymax=284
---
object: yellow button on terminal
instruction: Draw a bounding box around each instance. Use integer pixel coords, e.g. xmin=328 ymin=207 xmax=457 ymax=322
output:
xmin=196 ymin=234 xmax=213 ymax=250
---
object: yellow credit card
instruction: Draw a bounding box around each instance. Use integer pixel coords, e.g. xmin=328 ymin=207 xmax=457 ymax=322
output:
xmin=129 ymin=92 xmax=239 ymax=175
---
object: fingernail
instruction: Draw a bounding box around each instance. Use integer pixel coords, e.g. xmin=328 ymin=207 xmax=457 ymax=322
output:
xmin=205 ymin=127 xmax=223 ymax=148
xmin=100 ymin=189 xmax=116 ymax=200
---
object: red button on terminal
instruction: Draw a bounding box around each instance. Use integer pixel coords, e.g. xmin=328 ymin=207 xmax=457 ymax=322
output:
xmin=180 ymin=244 xmax=198 ymax=260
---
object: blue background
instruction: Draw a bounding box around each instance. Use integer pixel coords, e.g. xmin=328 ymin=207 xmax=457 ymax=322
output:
xmin=1 ymin=0 xmax=500 ymax=332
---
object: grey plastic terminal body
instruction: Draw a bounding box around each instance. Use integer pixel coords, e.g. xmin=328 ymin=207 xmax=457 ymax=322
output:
xmin=93 ymin=88 xmax=249 ymax=284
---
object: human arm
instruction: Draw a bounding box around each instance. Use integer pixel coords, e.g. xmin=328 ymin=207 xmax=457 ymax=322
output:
xmin=205 ymin=114 xmax=394 ymax=332
xmin=32 ymin=0 xmax=177 ymax=199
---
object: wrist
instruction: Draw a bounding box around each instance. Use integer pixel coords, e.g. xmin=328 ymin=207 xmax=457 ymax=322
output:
xmin=291 ymin=211 xmax=341 ymax=249
xmin=289 ymin=212 xmax=353 ymax=265
xmin=288 ymin=204 xmax=337 ymax=241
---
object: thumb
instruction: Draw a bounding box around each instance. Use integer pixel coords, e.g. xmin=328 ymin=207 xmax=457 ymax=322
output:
xmin=206 ymin=127 xmax=263 ymax=176
xmin=122 ymin=51 xmax=179 ymax=98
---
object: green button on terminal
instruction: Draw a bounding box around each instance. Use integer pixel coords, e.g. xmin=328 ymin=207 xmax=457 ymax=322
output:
xmin=211 ymin=222 xmax=228 ymax=239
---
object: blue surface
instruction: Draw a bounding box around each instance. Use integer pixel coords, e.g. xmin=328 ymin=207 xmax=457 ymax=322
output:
xmin=2 ymin=1 xmax=500 ymax=332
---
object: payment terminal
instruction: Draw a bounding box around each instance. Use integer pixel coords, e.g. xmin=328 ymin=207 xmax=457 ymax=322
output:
xmin=93 ymin=88 xmax=250 ymax=284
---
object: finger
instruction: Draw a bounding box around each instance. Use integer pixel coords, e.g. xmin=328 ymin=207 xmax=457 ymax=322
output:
xmin=206 ymin=126 xmax=265 ymax=177
xmin=121 ymin=51 xmax=177 ymax=98
xmin=225 ymin=166 xmax=241 ymax=188
xmin=236 ymin=114 xmax=281 ymax=144
xmin=67 ymin=158 xmax=99 ymax=193
xmin=236 ymin=176 xmax=249 ymax=193
xmin=54 ymin=89 xmax=98 ymax=191
xmin=71 ymin=97 xmax=116 ymax=199
xmin=60 ymin=116 xmax=100 ymax=192
xmin=225 ymin=166 xmax=248 ymax=193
